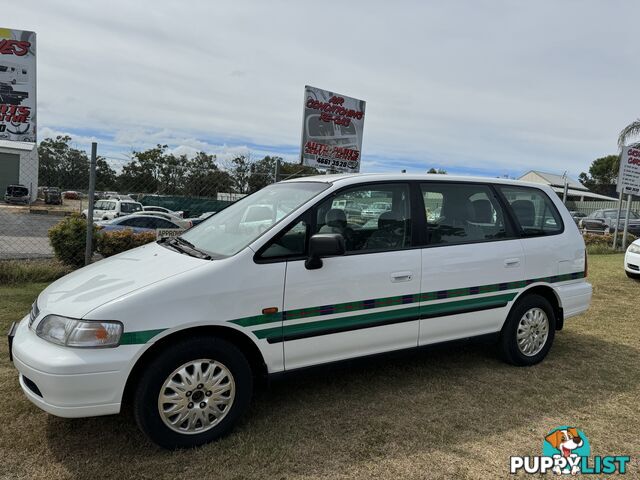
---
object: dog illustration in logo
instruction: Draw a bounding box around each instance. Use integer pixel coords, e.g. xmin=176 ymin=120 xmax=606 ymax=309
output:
xmin=545 ymin=427 xmax=584 ymax=475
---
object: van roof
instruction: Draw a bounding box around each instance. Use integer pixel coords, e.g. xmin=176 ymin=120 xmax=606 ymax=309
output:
xmin=280 ymin=172 xmax=551 ymax=190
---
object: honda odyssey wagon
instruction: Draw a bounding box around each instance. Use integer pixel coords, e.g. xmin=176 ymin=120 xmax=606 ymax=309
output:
xmin=8 ymin=174 xmax=592 ymax=448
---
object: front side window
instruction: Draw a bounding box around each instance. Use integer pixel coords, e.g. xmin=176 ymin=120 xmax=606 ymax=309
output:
xmin=261 ymin=220 xmax=309 ymax=259
xmin=421 ymin=183 xmax=510 ymax=245
xmin=314 ymin=183 xmax=412 ymax=253
xmin=499 ymin=186 xmax=563 ymax=236
xmin=181 ymin=182 xmax=329 ymax=257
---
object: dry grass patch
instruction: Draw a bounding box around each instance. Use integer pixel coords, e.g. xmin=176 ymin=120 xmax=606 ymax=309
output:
xmin=0 ymin=255 xmax=638 ymax=479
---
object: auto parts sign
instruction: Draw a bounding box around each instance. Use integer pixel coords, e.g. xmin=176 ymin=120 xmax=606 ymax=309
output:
xmin=0 ymin=27 xmax=36 ymax=143
xmin=617 ymin=146 xmax=640 ymax=196
xmin=300 ymin=85 xmax=365 ymax=173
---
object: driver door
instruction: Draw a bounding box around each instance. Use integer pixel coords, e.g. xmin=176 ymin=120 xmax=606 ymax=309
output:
xmin=273 ymin=182 xmax=422 ymax=370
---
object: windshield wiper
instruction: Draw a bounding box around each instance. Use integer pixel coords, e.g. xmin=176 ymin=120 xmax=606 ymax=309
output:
xmin=165 ymin=237 xmax=212 ymax=260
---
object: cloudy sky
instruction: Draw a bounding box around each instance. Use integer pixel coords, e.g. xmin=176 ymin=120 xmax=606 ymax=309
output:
xmin=5 ymin=1 xmax=640 ymax=178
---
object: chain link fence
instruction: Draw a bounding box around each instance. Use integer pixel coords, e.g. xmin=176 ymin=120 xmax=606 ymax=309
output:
xmin=0 ymin=138 xmax=319 ymax=263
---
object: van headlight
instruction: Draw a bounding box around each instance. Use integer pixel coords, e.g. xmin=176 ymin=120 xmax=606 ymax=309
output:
xmin=628 ymin=244 xmax=640 ymax=254
xmin=35 ymin=315 xmax=123 ymax=348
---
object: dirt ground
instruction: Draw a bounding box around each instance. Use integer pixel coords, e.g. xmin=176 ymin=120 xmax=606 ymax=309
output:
xmin=0 ymin=254 xmax=638 ymax=479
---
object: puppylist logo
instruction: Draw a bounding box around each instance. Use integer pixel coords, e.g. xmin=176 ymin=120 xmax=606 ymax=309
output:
xmin=510 ymin=426 xmax=631 ymax=475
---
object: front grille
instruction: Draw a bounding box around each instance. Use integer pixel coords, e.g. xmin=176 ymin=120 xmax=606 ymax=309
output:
xmin=22 ymin=375 xmax=42 ymax=397
xmin=628 ymin=263 xmax=640 ymax=271
xmin=28 ymin=301 xmax=39 ymax=328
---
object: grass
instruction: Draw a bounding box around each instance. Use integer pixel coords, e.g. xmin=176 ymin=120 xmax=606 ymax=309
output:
xmin=0 ymin=255 xmax=638 ymax=479
xmin=0 ymin=259 xmax=72 ymax=285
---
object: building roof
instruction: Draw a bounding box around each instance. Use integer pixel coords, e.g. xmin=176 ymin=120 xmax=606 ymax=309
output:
xmin=548 ymin=186 xmax=616 ymax=201
xmin=519 ymin=170 xmax=586 ymax=190
xmin=0 ymin=140 xmax=36 ymax=151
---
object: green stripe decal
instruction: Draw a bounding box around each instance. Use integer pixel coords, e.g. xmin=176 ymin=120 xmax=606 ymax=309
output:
xmin=254 ymin=292 xmax=517 ymax=343
xmin=254 ymin=305 xmax=422 ymax=341
xmin=121 ymin=271 xmax=584 ymax=345
xmin=420 ymin=292 xmax=516 ymax=318
xmin=230 ymin=271 xmax=584 ymax=328
xmin=120 ymin=328 xmax=166 ymax=345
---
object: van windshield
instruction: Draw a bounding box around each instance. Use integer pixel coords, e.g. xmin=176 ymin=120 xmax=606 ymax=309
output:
xmin=181 ymin=182 xmax=329 ymax=257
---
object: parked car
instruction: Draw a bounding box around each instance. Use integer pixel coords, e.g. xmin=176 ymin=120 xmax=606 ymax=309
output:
xmin=361 ymin=201 xmax=391 ymax=218
xmin=43 ymin=187 xmax=62 ymax=205
xmin=82 ymin=198 xmax=143 ymax=221
xmin=143 ymin=205 xmax=184 ymax=218
xmin=624 ymin=239 xmax=640 ymax=280
xmin=190 ymin=211 xmax=216 ymax=227
xmin=63 ymin=191 xmax=80 ymax=200
xmin=97 ymin=214 xmax=185 ymax=234
xmin=568 ymin=211 xmax=586 ymax=225
xmin=578 ymin=209 xmax=640 ymax=236
xmin=4 ymin=184 xmax=30 ymax=204
xmin=9 ymin=174 xmax=592 ymax=449
xmin=130 ymin=210 xmax=192 ymax=229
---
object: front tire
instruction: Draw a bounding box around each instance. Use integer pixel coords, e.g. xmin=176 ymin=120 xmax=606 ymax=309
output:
xmin=499 ymin=294 xmax=556 ymax=366
xmin=133 ymin=336 xmax=253 ymax=449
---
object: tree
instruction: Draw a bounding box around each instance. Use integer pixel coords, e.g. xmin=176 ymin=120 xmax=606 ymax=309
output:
xmin=618 ymin=118 xmax=640 ymax=149
xmin=279 ymin=161 xmax=321 ymax=180
xmin=183 ymin=152 xmax=232 ymax=197
xmin=228 ymin=155 xmax=252 ymax=194
xmin=578 ymin=155 xmax=619 ymax=196
xmin=95 ymin=156 xmax=117 ymax=191
xmin=37 ymin=135 xmax=89 ymax=189
xmin=427 ymin=167 xmax=447 ymax=174
xmin=117 ymin=144 xmax=167 ymax=193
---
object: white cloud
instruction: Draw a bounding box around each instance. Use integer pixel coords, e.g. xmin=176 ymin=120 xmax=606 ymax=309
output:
xmin=6 ymin=0 xmax=640 ymax=179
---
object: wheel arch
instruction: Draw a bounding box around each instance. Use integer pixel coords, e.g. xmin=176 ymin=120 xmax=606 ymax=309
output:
xmin=509 ymin=284 xmax=564 ymax=330
xmin=121 ymin=325 xmax=268 ymax=407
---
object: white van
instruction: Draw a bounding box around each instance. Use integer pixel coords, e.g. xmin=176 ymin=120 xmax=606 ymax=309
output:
xmin=82 ymin=198 xmax=143 ymax=220
xmin=0 ymin=61 xmax=29 ymax=85
xmin=9 ymin=174 xmax=592 ymax=449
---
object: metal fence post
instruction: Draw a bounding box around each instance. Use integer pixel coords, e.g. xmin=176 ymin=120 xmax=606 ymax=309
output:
xmin=612 ymin=189 xmax=624 ymax=249
xmin=84 ymin=142 xmax=97 ymax=266
xmin=622 ymin=193 xmax=633 ymax=251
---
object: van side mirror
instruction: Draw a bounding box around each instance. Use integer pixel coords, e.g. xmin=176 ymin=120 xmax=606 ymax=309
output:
xmin=305 ymin=233 xmax=346 ymax=270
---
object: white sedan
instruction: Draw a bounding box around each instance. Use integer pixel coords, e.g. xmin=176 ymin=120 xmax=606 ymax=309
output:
xmin=624 ymin=239 xmax=640 ymax=280
xmin=142 ymin=205 xmax=184 ymax=218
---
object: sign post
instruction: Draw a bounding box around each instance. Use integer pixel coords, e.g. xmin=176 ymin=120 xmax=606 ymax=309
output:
xmin=300 ymin=85 xmax=366 ymax=173
xmin=614 ymin=145 xmax=640 ymax=249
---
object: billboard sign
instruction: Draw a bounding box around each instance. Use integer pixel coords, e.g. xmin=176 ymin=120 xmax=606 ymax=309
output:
xmin=617 ymin=145 xmax=640 ymax=196
xmin=300 ymin=85 xmax=365 ymax=173
xmin=0 ymin=27 xmax=36 ymax=143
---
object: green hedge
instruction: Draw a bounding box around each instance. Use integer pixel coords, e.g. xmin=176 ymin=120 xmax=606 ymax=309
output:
xmin=96 ymin=230 xmax=157 ymax=257
xmin=584 ymin=232 xmax=638 ymax=254
xmin=48 ymin=215 xmax=97 ymax=267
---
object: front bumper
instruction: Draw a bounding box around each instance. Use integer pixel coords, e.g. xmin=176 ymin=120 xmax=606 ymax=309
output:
xmin=624 ymin=250 xmax=640 ymax=274
xmin=10 ymin=316 xmax=138 ymax=418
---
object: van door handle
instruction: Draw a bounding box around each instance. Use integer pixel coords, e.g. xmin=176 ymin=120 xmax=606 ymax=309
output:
xmin=391 ymin=271 xmax=413 ymax=282
xmin=504 ymin=258 xmax=521 ymax=268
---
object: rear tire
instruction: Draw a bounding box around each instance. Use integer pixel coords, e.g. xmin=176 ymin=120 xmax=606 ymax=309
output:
xmin=499 ymin=294 xmax=556 ymax=366
xmin=133 ymin=336 xmax=253 ymax=449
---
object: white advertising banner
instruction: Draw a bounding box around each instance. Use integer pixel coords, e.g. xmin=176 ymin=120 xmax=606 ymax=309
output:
xmin=617 ymin=146 xmax=640 ymax=196
xmin=0 ymin=27 xmax=36 ymax=143
xmin=300 ymin=85 xmax=365 ymax=173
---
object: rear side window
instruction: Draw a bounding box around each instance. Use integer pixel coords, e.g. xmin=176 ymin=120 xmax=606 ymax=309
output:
xmin=121 ymin=202 xmax=142 ymax=214
xmin=421 ymin=183 xmax=511 ymax=245
xmin=499 ymin=186 xmax=563 ymax=236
